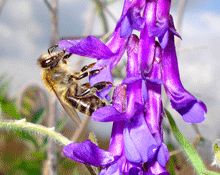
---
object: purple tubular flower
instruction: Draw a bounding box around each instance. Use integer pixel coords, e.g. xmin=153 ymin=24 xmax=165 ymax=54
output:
xmin=123 ymin=113 xmax=158 ymax=164
xmin=139 ymin=0 xmax=157 ymax=74
xmin=92 ymin=35 xmax=143 ymax=122
xmin=143 ymin=44 xmax=169 ymax=174
xmin=148 ymin=0 xmax=170 ymax=49
xmin=100 ymin=121 xmax=144 ymax=175
xmin=148 ymin=0 xmax=181 ymax=49
xmin=62 ymin=122 xmax=124 ymax=173
xmin=162 ymin=32 xmax=207 ymax=123
xmin=145 ymin=44 xmax=163 ymax=145
xmin=120 ymin=0 xmax=145 ymax=37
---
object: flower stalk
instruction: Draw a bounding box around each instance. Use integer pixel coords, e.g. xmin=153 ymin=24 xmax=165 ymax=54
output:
xmin=0 ymin=119 xmax=71 ymax=146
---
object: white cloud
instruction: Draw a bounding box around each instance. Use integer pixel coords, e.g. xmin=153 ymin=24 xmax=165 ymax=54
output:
xmin=181 ymin=63 xmax=214 ymax=87
xmin=26 ymin=21 xmax=43 ymax=38
xmin=0 ymin=23 xmax=13 ymax=39
xmin=9 ymin=0 xmax=33 ymax=21
xmin=181 ymin=11 xmax=220 ymax=37
xmin=201 ymin=12 xmax=220 ymax=34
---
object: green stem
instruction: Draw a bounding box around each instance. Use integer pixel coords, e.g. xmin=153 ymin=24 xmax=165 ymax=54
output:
xmin=0 ymin=119 xmax=71 ymax=146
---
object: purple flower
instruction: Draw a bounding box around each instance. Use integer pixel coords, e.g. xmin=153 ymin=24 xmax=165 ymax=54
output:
xmin=162 ymin=31 xmax=207 ymax=123
xmin=139 ymin=0 xmax=157 ymax=74
xmin=119 ymin=0 xmax=145 ymax=37
xmin=143 ymin=44 xmax=169 ymax=174
xmin=148 ymin=0 xmax=181 ymax=49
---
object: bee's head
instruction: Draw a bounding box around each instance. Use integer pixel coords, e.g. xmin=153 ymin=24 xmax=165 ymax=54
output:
xmin=38 ymin=50 xmax=65 ymax=69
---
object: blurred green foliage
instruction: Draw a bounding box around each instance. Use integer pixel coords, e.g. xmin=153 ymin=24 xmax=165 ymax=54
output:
xmin=0 ymin=75 xmax=88 ymax=174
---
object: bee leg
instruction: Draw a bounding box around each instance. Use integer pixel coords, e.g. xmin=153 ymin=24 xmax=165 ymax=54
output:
xmin=64 ymin=53 xmax=72 ymax=59
xmin=72 ymin=65 xmax=106 ymax=80
xmin=82 ymin=83 xmax=91 ymax=88
xmin=80 ymin=63 xmax=96 ymax=73
xmin=63 ymin=53 xmax=72 ymax=64
xmin=48 ymin=44 xmax=58 ymax=54
xmin=75 ymin=81 xmax=114 ymax=98
xmin=91 ymin=81 xmax=114 ymax=92
xmin=75 ymin=88 xmax=91 ymax=98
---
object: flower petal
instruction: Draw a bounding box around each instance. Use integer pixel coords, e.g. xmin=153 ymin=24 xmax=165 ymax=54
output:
xmin=179 ymin=101 xmax=206 ymax=123
xmin=120 ymin=10 xmax=133 ymax=38
xmin=58 ymin=36 xmax=114 ymax=59
xmin=91 ymin=106 xmax=125 ymax=122
xmin=63 ymin=140 xmax=116 ymax=167
xmin=112 ymin=85 xmax=127 ymax=113
xmin=148 ymin=161 xmax=169 ymax=175
xmin=119 ymin=0 xmax=145 ymax=38
xmin=157 ymin=143 xmax=170 ymax=167
xmin=99 ymin=161 xmax=121 ymax=175
xmin=122 ymin=77 xmax=142 ymax=85
xmin=89 ymin=60 xmax=113 ymax=99
xmin=123 ymin=114 xmax=158 ymax=163
xmin=120 ymin=7 xmax=145 ymax=38
xmin=108 ymin=122 xmax=125 ymax=155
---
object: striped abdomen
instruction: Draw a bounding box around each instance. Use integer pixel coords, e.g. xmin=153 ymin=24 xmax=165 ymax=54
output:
xmin=65 ymin=88 xmax=106 ymax=116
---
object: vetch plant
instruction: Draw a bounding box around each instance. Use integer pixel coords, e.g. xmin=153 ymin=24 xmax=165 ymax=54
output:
xmin=58 ymin=0 xmax=208 ymax=174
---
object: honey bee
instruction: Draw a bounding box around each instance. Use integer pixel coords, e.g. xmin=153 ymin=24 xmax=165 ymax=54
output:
xmin=38 ymin=45 xmax=112 ymax=125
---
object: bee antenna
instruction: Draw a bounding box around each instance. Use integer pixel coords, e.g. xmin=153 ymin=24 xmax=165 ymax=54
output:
xmin=48 ymin=44 xmax=59 ymax=54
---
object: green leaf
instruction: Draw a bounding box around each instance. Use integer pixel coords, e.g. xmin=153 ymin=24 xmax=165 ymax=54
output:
xmin=0 ymin=96 xmax=21 ymax=119
xmin=165 ymin=109 xmax=207 ymax=175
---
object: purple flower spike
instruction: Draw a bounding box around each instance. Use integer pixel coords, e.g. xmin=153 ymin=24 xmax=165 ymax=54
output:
xmin=162 ymin=32 xmax=207 ymax=123
xmin=60 ymin=0 xmax=208 ymax=173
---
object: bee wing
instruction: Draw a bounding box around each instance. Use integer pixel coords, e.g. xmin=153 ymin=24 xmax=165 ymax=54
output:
xmin=46 ymin=78 xmax=81 ymax=128
xmin=55 ymin=90 xmax=81 ymax=128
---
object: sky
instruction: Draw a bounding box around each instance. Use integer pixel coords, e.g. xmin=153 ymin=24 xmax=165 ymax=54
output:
xmin=1 ymin=0 xmax=220 ymax=159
